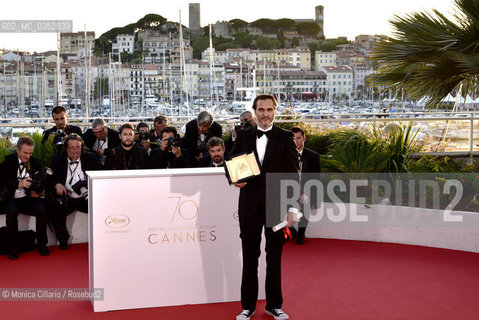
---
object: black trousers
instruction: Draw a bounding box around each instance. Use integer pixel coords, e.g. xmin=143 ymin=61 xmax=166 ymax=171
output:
xmin=50 ymin=197 xmax=88 ymax=242
xmin=239 ymin=211 xmax=285 ymax=310
xmin=5 ymin=197 xmax=48 ymax=249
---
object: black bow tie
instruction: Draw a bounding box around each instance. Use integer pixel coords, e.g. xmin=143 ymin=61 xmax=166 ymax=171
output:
xmin=70 ymin=161 xmax=79 ymax=165
xmin=256 ymin=130 xmax=272 ymax=139
xmin=19 ymin=161 xmax=26 ymax=167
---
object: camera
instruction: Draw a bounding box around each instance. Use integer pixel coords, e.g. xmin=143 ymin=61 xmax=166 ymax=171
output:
xmin=167 ymin=136 xmax=181 ymax=148
xmin=138 ymin=130 xmax=150 ymax=141
xmin=26 ymin=167 xmax=53 ymax=195
xmin=53 ymin=129 xmax=67 ymax=150
xmin=71 ymin=180 xmax=88 ymax=201
xmin=234 ymin=119 xmax=253 ymax=133
xmin=241 ymin=119 xmax=253 ymax=129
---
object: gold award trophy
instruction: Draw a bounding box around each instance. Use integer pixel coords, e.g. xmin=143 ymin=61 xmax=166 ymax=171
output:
xmin=225 ymin=152 xmax=261 ymax=184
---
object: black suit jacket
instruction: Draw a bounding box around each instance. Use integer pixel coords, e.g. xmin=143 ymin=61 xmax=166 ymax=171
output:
xmin=183 ymin=119 xmax=223 ymax=158
xmin=104 ymin=145 xmax=149 ymax=170
xmin=230 ymin=125 xmax=299 ymax=219
xmin=300 ymin=148 xmax=321 ymax=208
xmin=149 ymin=148 xmax=190 ymax=169
xmin=49 ymin=151 xmax=101 ymax=189
xmin=42 ymin=124 xmax=83 ymax=144
xmin=0 ymin=153 xmax=43 ymax=198
xmin=82 ymin=128 xmax=121 ymax=152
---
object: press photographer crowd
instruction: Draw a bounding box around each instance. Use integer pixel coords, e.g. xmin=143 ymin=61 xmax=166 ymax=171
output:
xmin=0 ymin=99 xmax=320 ymax=261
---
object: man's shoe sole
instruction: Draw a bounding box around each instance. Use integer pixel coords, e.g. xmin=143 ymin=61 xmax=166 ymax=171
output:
xmin=236 ymin=310 xmax=255 ymax=320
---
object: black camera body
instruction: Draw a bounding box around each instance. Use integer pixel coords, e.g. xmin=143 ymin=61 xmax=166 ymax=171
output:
xmin=71 ymin=180 xmax=88 ymax=201
xmin=167 ymin=137 xmax=181 ymax=148
xmin=138 ymin=131 xmax=150 ymax=141
xmin=235 ymin=119 xmax=253 ymax=133
xmin=53 ymin=129 xmax=67 ymax=150
xmin=26 ymin=167 xmax=53 ymax=195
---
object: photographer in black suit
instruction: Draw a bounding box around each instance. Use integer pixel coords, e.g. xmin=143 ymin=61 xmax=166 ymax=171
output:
xmin=183 ymin=110 xmax=222 ymax=166
xmin=82 ymin=118 xmax=120 ymax=167
xmin=149 ymin=115 xmax=168 ymax=150
xmin=149 ymin=126 xmax=190 ymax=169
xmin=230 ymin=95 xmax=299 ymax=320
xmin=104 ymin=123 xmax=149 ymax=170
xmin=49 ymin=134 xmax=101 ymax=250
xmin=42 ymin=106 xmax=82 ymax=147
xmin=0 ymin=136 xmax=49 ymax=260
xmin=135 ymin=122 xmax=152 ymax=154
xmin=290 ymin=127 xmax=321 ymax=245
xmin=226 ymin=111 xmax=255 ymax=153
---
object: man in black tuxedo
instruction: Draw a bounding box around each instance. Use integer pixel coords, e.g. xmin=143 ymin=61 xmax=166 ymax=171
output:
xmin=291 ymin=127 xmax=321 ymax=245
xmin=104 ymin=123 xmax=149 ymax=170
xmin=0 ymin=136 xmax=49 ymax=260
xmin=183 ymin=110 xmax=222 ymax=166
xmin=82 ymin=118 xmax=120 ymax=167
xmin=49 ymin=134 xmax=101 ymax=249
xmin=149 ymin=126 xmax=190 ymax=169
xmin=42 ymin=106 xmax=83 ymax=146
xmin=230 ymin=94 xmax=299 ymax=320
xmin=200 ymin=137 xmax=226 ymax=167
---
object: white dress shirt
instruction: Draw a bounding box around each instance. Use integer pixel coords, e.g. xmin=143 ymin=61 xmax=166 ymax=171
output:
xmin=256 ymin=125 xmax=273 ymax=166
xmin=14 ymin=158 xmax=29 ymax=199
xmin=66 ymin=158 xmax=85 ymax=199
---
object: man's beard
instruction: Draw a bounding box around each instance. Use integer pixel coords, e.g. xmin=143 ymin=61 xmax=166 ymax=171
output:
xmin=213 ymin=156 xmax=223 ymax=164
xmin=122 ymin=141 xmax=133 ymax=148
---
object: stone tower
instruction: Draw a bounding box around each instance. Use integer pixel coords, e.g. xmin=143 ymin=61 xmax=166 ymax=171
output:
xmin=189 ymin=3 xmax=201 ymax=31
xmin=315 ymin=5 xmax=324 ymax=38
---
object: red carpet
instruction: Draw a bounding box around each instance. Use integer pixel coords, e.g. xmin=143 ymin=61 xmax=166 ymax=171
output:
xmin=1 ymin=239 xmax=479 ymax=320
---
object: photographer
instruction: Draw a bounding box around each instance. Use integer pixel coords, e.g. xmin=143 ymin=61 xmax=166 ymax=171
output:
xmin=135 ymin=122 xmax=151 ymax=153
xmin=183 ymin=110 xmax=222 ymax=166
xmin=0 ymin=136 xmax=49 ymax=260
xmin=82 ymin=118 xmax=121 ymax=167
xmin=226 ymin=111 xmax=255 ymax=153
xmin=41 ymin=106 xmax=82 ymax=149
xmin=149 ymin=115 xmax=168 ymax=150
xmin=104 ymin=123 xmax=149 ymax=170
xmin=48 ymin=134 xmax=100 ymax=250
xmin=149 ymin=126 xmax=191 ymax=169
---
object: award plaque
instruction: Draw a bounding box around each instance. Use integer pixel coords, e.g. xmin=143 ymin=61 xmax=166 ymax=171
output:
xmin=225 ymin=152 xmax=261 ymax=184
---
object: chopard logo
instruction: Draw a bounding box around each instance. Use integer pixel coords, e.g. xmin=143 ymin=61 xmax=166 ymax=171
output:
xmin=105 ymin=215 xmax=130 ymax=228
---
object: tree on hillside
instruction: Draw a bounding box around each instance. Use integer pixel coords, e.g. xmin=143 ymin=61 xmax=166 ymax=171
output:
xmin=229 ymin=19 xmax=248 ymax=30
xmin=251 ymin=18 xmax=277 ymax=33
xmin=255 ymin=36 xmax=282 ymax=50
xmin=370 ymin=0 xmax=479 ymax=106
xmin=233 ymin=32 xmax=253 ymax=48
xmin=296 ymin=22 xmax=321 ymax=37
xmin=276 ymin=18 xmax=296 ymax=30
xmin=137 ymin=14 xmax=167 ymax=29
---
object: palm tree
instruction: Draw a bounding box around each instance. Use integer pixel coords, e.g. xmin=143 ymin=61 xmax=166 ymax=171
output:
xmin=370 ymin=0 xmax=479 ymax=106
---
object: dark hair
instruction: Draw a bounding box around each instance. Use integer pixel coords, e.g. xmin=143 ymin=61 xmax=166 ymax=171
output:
xmin=63 ymin=133 xmax=84 ymax=155
xmin=154 ymin=115 xmax=168 ymax=125
xmin=207 ymin=137 xmax=224 ymax=150
xmin=136 ymin=122 xmax=149 ymax=132
xmin=17 ymin=136 xmax=35 ymax=150
xmin=159 ymin=126 xmax=178 ymax=139
xmin=52 ymin=106 xmax=67 ymax=117
xmin=291 ymin=126 xmax=305 ymax=137
xmin=252 ymin=94 xmax=277 ymax=110
xmin=119 ymin=123 xmax=135 ymax=135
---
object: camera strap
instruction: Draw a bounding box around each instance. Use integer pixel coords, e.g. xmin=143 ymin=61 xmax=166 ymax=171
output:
xmin=68 ymin=162 xmax=80 ymax=186
xmin=17 ymin=162 xmax=28 ymax=180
